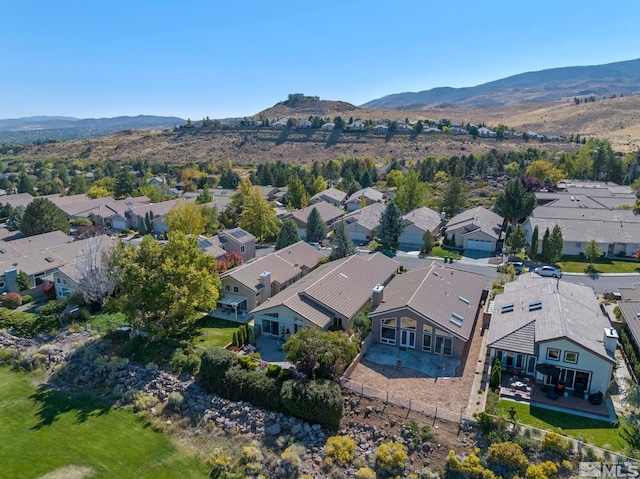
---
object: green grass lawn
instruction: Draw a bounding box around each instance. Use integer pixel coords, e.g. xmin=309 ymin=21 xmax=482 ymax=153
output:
xmin=557 ymin=256 xmax=640 ymax=274
xmin=498 ymin=400 xmax=628 ymax=452
xmin=87 ymin=312 xmax=129 ymax=333
xmin=192 ymin=316 xmax=238 ymax=349
xmin=429 ymin=245 xmax=462 ymax=260
xmin=0 ymin=367 xmax=209 ymax=479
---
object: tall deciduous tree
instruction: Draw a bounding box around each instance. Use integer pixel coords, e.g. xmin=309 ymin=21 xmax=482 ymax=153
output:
xmin=238 ymin=188 xmax=281 ymax=242
xmin=394 ymin=170 xmax=428 ymax=213
xmin=529 ymin=225 xmax=539 ymax=260
xmin=311 ymin=175 xmax=328 ymax=195
xmin=198 ymin=187 xmax=213 ymax=204
xmin=421 ymin=230 xmax=435 ymax=254
xmin=331 ymin=220 xmax=356 ymax=260
xmin=287 ymin=173 xmax=309 ymax=209
xmin=107 ymin=233 xmax=220 ymax=338
xmin=86 ymin=185 xmax=112 ymax=199
xmin=75 ymin=237 xmax=118 ymax=305
xmin=439 ymin=177 xmax=466 ymax=218
xmin=378 ymin=201 xmax=403 ymax=247
xmin=17 ymin=172 xmax=35 ymax=196
xmin=584 ymin=240 xmax=602 ymax=264
xmin=305 ymin=207 xmax=327 ymax=243
xmin=493 ymin=180 xmax=536 ymax=226
xmin=275 ymin=218 xmax=301 ymax=250
xmin=20 ymin=198 xmax=69 ymax=237
xmin=167 ymin=201 xmax=206 ymax=236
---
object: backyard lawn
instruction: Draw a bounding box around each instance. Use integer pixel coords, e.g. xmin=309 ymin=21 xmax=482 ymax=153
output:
xmin=557 ymin=256 xmax=640 ymax=274
xmin=429 ymin=245 xmax=462 ymax=260
xmin=498 ymin=400 xmax=628 ymax=452
xmin=192 ymin=316 xmax=238 ymax=348
xmin=0 ymin=367 xmax=209 ymax=479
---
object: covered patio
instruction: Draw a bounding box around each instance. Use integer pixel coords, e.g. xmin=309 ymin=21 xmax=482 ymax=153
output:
xmin=211 ymin=294 xmax=249 ymax=323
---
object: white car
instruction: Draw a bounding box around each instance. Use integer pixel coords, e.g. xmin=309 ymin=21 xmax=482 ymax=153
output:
xmin=533 ymin=265 xmax=562 ymax=278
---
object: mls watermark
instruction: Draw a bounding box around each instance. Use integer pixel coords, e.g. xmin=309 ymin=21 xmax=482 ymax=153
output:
xmin=579 ymin=462 xmax=639 ymax=477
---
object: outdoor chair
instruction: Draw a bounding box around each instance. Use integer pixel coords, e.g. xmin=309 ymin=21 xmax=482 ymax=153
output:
xmin=588 ymin=392 xmax=603 ymax=405
xmin=573 ymin=383 xmax=585 ymax=398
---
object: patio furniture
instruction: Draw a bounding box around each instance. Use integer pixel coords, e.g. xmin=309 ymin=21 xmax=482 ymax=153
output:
xmin=588 ymin=392 xmax=603 ymax=405
xmin=546 ymin=391 xmax=560 ymax=400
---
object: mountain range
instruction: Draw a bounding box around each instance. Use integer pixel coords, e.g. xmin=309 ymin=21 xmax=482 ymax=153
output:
xmin=362 ymin=58 xmax=640 ymax=110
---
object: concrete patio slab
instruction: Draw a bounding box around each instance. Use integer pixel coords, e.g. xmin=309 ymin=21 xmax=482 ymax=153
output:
xmin=364 ymin=343 xmax=460 ymax=378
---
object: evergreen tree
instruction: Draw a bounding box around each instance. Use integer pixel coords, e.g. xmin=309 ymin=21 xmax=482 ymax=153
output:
xmin=541 ymin=228 xmax=551 ymax=263
xmin=6 ymin=205 xmax=24 ymax=231
xmin=20 ymin=198 xmax=69 ymax=237
xmin=17 ymin=172 xmax=35 ymax=196
xmin=493 ymin=180 xmax=536 ymax=227
xmin=439 ymin=177 xmax=466 ymax=218
xmin=114 ymin=170 xmax=137 ymax=198
xmin=69 ymin=175 xmax=88 ymax=195
xmin=378 ymin=201 xmax=404 ymax=248
xmin=421 ymin=230 xmax=435 ymax=254
xmin=549 ymin=225 xmax=564 ymax=264
xmin=331 ymin=220 xmax=356 ymax=260
xmin=219 ymin=169 xmax=241 ymax=189
xmin=359 ymin=170 xmax=372 ymax=188
xmin=145 ymin=211 xmax=154 ymax=233
xmin=138 ymin=218 xmax=148 ymax=235
xmin=305 ymin=207 xmax=327 ymax=243
xmin=198 ymin=187 xmax=213 ymax=204
xmin=529 ymin=225 xmax=539 ymax=260
xmin=275 ymin=218 xmax=301 ymax=250
xmin=506 ymin=224 xmax=526 ymax=254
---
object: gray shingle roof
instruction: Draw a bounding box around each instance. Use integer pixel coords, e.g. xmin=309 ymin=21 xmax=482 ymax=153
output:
xmin=340 ymin=202 xmax=386 ymax=231
xmin=219 ymin=228 xmax=255 ymax=245
xmin=287 ymin=201 xmax=345 ymax=226
xmin=310 ymin=187 xmax=346 ymax=204
xmin=526 ymin=216 xmax=640 ymax=244
xmin=402 ymin=207 xmax=442 ymax=232
xmin=487 ymin=274 xmax=614 ymax=363
xmin=619 ymin=282 xmax=640 ymax=348
xmin=445 ymin=206 xmax=503 ymax=240
xmin=1 ymin=193 xmax=34 ymax=209
xmin=346 ymin=187 xmax=385 ymax=204
xmin=369 ymin=263 xmax=486 ymax=341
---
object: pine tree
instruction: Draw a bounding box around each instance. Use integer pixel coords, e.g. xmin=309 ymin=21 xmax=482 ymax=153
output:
xmin=305 ymin=207 xmax=327 ymax=243
xmin=17 ymin=172 xmax=35 ymax=196
xmin=549 ymin=225 xmax=564 ymax=264
xmin=275 ymin=218 xmax=301 ymax=250
xmin=360 ymin=170 xmax=372 ymax=188
xmin=145 ymin=211 xmax=154 ymax=233
xmin=331 ymin=220 xmax=356 ymax=260
xmin=421 ymin=230 xmax=435 ymax=254
xmin=529 ymin=225 xmax=539 ymax=260
xmin=439 ymin=177 xmax=466 ymax=218
xmin=378 ymin=201 xmax=404 ymax=248
xmin=506 ymin=224 xmax=526 ymax=254
xmin=541 ymin=228 xmax=551 ymax=263
xmin=198 ymin=187 xmax=213 ymax=204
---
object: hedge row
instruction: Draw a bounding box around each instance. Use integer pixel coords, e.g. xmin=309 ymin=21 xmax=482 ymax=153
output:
xmin=0 ymin=308 xmax=58 ymax=337
xmin=199 ymin=347 xmax=343 ymax=429
xmin=620 ymin=328 xmax=640 ymax=381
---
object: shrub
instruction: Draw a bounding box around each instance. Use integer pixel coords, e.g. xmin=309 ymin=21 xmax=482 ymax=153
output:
xmin=486 ymin=441 xmax=529 ymax=477
xmin=238 ymin=355 xmax=259 ymax=370
xmin=2 ymin=293 xmax=22 ymax=309
xmin=240 ymin=445 xmax=263 ymax=476
xmin=266 ymin=363 xmax=281 ymax=378
xmin=325 ymin=435 xmax=356 ymax=466
xmin=78 ymin=309 xmax=92 ymax=322
xmin=490 ymin=357 xmax=502 ymax=389
xmin=223 ymin=367 xmax=283 ymax=410
xmin=199 ymin=347 xmax=234 ymax=393
xmin=21 ymin=295 xmax=33 ymax=305
xmin=0 ymin=347 xmax=17 ymax=364
xmin=542 ymin=431 xmax=570 ymax=457
xmin=281 ymin=379 xmax=343 ymax=429
xmin=614 ymin=306 xmax=622 ymax=320
xmin=133 ymin=393 xmax=159 ymax=412
xmin=376 ymin=441 xmax=407 ymax=475
xmin=0 ymin=308 xmax=57 ymax=337
xmin=38 ymin=300 xmax=67 ymax=316
xmin=278 ymin=368 xmax=293 ymax=381
xmin=525 ymin=460 xmax=558 ymax=479
xmin=232 ymin=331 xmax=239 ymax=348
xmin=356 ymin=467 xmax=376 ymax=479
xmin=167 ymin=392 xmax=184 ymax=410
xmin=447 ymin=448 xmax=497 ymax=478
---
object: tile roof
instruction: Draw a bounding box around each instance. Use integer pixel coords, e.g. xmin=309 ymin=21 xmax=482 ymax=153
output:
xmin=402 ymin=206 xmax=443 ymax=232
xmin=340 ymin=202 xmax=386 ymax=231
xmin=369 ymin=263 xmax=486 ymax=341
xmin=251 ymin=253 xmax=399 ymax=326
xmin=445 ymin=206 xmax=503 ymax=240
xmin=487 ymin=274 xmax=614 ymax=363
xmin=221 ymin=241 xmax=324 ymax=291
xmin=310 ymin=187 xmax=347 ymax=204
xmin=288 ymin=201 xmax=345 ymax=225
xmin=346 ymin=187 xmax=385 ymax=204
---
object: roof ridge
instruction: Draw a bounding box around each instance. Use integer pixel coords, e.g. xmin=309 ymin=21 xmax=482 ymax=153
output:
xmin=488 ymin=318 xmax=536 ymax=346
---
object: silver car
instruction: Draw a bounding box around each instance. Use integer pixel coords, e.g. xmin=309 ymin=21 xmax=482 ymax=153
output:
xmin=533 ymin=265 xmax=562 ymax=278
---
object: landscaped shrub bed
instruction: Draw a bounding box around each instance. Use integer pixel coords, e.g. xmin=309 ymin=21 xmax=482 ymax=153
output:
xmin=0 ymin=308 xmax=57 ymax=337
xmin=620 ymin=328 xmax=640 ymax=381
xmin=281 ymin=378 xmax=344 ymax=429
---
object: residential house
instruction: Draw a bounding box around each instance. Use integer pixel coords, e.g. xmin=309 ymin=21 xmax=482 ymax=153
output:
xmin=296 ymin=119 xmax=312 ymax=129
xmin=523 ymin=206 xmax=640 ymax=257
xmin=217 ymin=241 xmax=325 ymax=320
xmin=372 ymin=124 xmax=388 ymax=133
xmin=487 ymin=274 xmax=616 ymax=397
xmin=310 ymin=187 xmax=347 ymax=208
xmin=273 ymin=119 xmax=289 ymax=128
xmin=397 ymin=123 xmax=413 ymax=131
xmin=477 ymin=127 xmax=497 ymax=138
xmin=196 ymin=235 xmax=228 ymax=262
xmin=52 ymin=235 xmax=117 ymax=300
xmin=1 ymin=192 xmax=34 ymax=209
xmin=344 ymin=187 xmax=385 ymax=212
xmin=251 ymin=253 xmax=399 ymax=337
xmin=147 ymin=176 xmax=165 ymax=186
xmin=398 ymin=207 xmax=444 ymax=248
xmin=349 ymin=121 xmax=366 ymax=131
xmin=338 ymin=202 xmax=386 ymax=243
xmin=320 ymin=122 xmax=335 ymax=131
xmin=618 ymin=283 xmax=640 ymax=349
xmin=445 ymin=206 xmax=503 ymax=252
xmin=376 ymin=162 xmax=409 ymax=176
xmin=369 ymin=263 xmax=487 ymax=358
xmin=450 ymin=127 xmax=469 ymax=135
xmin=284 ymin=201 xmax=345 ymax=240
xmin=217 ymin=228 xmax=256 ymax=262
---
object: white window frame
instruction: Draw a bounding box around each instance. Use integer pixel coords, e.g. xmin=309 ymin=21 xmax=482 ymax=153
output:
xmin=546 ymin=348 xmax=560 ymax=361
xmin=564 ymin=351 xmax=579 ymax=364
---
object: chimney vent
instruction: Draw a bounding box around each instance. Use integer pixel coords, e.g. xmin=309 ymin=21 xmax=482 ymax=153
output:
xmin=372 ymin=284 xmax=384 ymax=307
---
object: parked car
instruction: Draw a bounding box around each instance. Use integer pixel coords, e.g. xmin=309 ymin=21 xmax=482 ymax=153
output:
xmin=533 ymin=265 xmax=562 ymax=278
xmin=497 ymin=261 xmax=524 ymax=274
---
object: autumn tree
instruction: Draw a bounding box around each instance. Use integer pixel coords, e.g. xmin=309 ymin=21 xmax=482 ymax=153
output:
xmin=86 ymin=185 xmax=112 ymax=199
xmin=525 ymin=159 xmax=564 ymax=185
xmin=238 ymin=187 xmax=281 ymax=242
xmin=394 ymin=170 xmax=428 ymax=213
xmin=21 ymin=198 xmax=69 ymax=237
xmin=107 ymin=233 xmax=221 ymax=338
xmin=287 ymin=173 xmax=309 ymax=209
xmin=167 ymin=201 xmax=206 ymax=236
xmin=275 ymin=218 xmax=301 ymax=250
xmin=305 ymin=207 xmax=327 ymax=243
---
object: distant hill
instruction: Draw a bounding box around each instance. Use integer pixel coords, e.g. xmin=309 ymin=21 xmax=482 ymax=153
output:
xmin=362 ymin=58 xmax=640 ymax=109
xmin=0 ymin=115 xmax=185 ymax=143
xmin=256 ymin=98 xmax=395 ymax=121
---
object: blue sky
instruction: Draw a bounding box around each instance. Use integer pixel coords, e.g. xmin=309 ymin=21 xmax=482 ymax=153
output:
xmin=2 ymin=0 xmax=639 ymax=120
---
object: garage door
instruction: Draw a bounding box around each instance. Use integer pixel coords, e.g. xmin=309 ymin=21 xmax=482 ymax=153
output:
xmin=350 ymin=231 xmax=368 ymax=242
xmin=399 ymin=232 xmax=423 ymax=246
xmin=466 ymin=239 xmax=493 ymax=251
